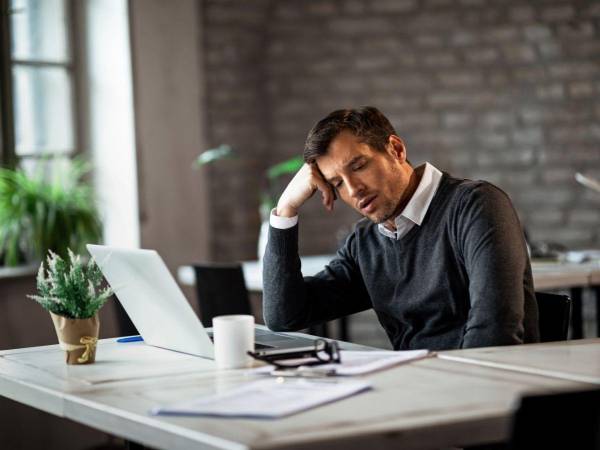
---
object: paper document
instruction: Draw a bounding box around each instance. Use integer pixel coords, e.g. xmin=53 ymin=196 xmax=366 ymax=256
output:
xmin=325 ymin=349 xmax=430 ymax=375
xmin=151 ymin=378 xmax=371 ymax=418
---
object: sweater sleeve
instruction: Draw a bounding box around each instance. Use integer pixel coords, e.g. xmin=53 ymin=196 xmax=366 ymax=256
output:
xmin=454 ymin=183 xmax=533 ymax=348
xmin=262 ymin=224 xmax=372 ymax=331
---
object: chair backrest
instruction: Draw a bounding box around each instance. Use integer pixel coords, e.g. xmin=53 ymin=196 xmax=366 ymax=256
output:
xmin=535 ymin=291 xmax=571 ymax=342
xmin=193 ymin=264 xmax=251 ymax=327
xmin=509 ymin=388 xmax=600 ymax=450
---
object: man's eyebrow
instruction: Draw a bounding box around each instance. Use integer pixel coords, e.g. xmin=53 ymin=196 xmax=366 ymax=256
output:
xmin=345 ymin=155 xmax=365 ymax=167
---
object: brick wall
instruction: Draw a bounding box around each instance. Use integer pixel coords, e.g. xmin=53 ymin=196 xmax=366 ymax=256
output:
xmin=202 ymin=1 xmax=271 ymax=261
xmin=203 ymin=0 xmax=600 ymax=261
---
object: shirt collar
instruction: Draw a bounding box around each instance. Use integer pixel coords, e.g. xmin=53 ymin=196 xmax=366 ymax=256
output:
xmin=377 ymin=162 xmax=443 ymax=236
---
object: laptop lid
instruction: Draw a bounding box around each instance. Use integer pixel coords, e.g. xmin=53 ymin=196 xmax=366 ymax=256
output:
xmin=87 ymin=244 xmax=214 ymax=359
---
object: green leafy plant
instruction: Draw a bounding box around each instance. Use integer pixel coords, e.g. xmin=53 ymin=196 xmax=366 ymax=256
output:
xmin=0 ymin=158 xmax=102 ymax=266
xmin=28 ymin=249 xmax=112 ymax=319
xmin=193 ymin=144 xmax=304 ymax=219
xmin=193 ymin=144 xmax=233 ymax=169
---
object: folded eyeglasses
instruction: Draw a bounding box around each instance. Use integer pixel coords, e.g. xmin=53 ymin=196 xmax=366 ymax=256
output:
xmin=247 ymin=339 xmax=341 ymax=369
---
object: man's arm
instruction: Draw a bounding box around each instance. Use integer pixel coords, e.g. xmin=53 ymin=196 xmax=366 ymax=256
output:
xmin=456 ymin=183 xmax=536 ymax=348
xmin=262 ymin=163 xmax=371 ymax=331
xmin=263 ymin=223 xmax=371 ymax=331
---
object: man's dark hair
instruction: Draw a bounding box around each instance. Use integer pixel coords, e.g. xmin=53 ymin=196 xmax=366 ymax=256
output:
xmin=303 ymin=106 xmax=397 ymax=163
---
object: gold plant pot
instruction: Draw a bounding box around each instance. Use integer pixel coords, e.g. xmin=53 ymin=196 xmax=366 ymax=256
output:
xmin=50 ymin=312 xmax=100 ymax=365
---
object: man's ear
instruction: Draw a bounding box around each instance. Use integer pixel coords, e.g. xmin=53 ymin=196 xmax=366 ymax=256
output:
xmin=387 ymin=135 xmax=407 ymax=162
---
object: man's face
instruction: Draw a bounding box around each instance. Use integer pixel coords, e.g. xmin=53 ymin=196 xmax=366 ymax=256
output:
xmin=316 ymin=130 xmax=412 ymax=224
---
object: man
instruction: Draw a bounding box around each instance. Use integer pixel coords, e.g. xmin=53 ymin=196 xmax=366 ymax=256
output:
xmin=263 ymin=107 xmax=539 ymax=350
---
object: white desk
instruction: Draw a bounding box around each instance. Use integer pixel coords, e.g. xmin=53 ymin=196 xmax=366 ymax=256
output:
xmin=179 ymin=257 xmax=600 ymax=293
xmin=178 ymin=256 xmax=332 ymax=293
xmin=1 ymin=338 xmax=595 ymax=450
xmin=440 ymin=338 xmax=600 ymax=385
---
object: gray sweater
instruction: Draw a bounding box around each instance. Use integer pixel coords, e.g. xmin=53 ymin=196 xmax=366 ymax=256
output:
xmin=263 ymin=173 xmax=539 ymax=350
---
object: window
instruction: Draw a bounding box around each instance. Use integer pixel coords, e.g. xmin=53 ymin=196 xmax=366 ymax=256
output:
xmin=0 ymin=0 xmax=78 ymax=170
xmin=0 ymin=0 xmax=139 ymax=248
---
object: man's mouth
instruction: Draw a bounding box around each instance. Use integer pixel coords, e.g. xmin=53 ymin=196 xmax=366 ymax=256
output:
xmin=358 ymin=195 xmax=377 ymax=213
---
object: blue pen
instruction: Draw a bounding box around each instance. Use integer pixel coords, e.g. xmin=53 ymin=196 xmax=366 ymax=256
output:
xmin=117 ymin=335 xmax=144 ymax=343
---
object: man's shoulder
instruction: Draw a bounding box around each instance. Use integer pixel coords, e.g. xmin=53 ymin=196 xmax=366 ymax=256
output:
xmin=441 ymin=173 xmax=511 ymax=203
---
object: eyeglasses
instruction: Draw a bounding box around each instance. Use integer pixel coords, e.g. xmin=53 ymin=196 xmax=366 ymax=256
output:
xmin=248 ymin=339 xmax=341 ymax=369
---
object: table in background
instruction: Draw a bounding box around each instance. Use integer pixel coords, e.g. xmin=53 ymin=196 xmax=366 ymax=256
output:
xmin=179 ymin=257 xmax=600 ymax=338
xmin=2 ymin=335 xmax=598 ymax=450
xmin=178 ymin=257 xmax=331 ymax=293
xmin=531 ymin=260 xmax=600 ymax=338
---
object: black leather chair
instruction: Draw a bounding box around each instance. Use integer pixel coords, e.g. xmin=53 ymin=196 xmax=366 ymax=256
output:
xmin=193 ymin=263 xmax=252 ymax=327
xmin=535 ymin=292 xmax=571 ymax=342
xmin=509 ymin=388 xmax=600 ymax=450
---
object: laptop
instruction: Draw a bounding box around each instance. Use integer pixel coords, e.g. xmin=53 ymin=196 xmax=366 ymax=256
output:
xmin=87 ymin=244 xmax=316 ymax=359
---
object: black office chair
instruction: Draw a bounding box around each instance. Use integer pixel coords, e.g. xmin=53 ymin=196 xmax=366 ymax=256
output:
xmin=192 ymin=263 xmax=338 ymax=338
xmin=509 ymin=388 xmax=600 ymax=450
xmin=193 ymin=263 xmax=252 ymax=327
xmin=535 ymin=291 xmax=571 ymax=342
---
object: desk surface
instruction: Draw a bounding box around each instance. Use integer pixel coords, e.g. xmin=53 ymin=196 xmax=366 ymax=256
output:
xmin=2 ymin=337 xmax=597 ymax=450
xmin=440 ymin=338 xmax=600 ymax=385
xmin=179 ymin=257 xmax=600 ymax=292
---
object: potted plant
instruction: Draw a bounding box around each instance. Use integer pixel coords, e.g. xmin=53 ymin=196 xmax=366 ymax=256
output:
xmin=28 ymin=249 xmax=113 ymax=364
xmin=0 ymin=158 xmax=102 ymax=267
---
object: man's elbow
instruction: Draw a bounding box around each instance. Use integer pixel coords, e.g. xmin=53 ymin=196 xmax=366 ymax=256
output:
xmin=263 ymin=310 xmax=308 ymax=332
xmin=263 ymin=313 xmax=295 ymax=332
xmin=462 ymin=324 xmax=524 ymax=348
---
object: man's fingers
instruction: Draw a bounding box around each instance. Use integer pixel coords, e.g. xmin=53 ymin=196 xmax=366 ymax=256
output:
xmin=309 ymin=163 xmax=336 ymax=211
xmin=314 ymin=176 xmax=335 ymax=211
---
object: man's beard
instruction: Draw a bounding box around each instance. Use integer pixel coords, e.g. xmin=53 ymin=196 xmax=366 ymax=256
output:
xmin=363 ymin=198 xmax=399 ymax=225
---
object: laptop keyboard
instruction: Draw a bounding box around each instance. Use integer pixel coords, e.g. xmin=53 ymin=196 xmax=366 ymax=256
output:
xmin=207 ymin=332 xmax=274 ymax=349
xmin=255 ymin=342 xmax=274 ymax=349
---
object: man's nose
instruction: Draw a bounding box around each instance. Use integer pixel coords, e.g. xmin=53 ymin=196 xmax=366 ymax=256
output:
xmin=346 ymin=177 xmax=365 ymax=199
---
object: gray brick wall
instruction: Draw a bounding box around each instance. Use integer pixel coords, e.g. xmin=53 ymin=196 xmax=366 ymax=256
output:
xmin=203 ymin=0 xmax=600 ymax=262
xmin=202 ymin=0 xmax=271 ymax=261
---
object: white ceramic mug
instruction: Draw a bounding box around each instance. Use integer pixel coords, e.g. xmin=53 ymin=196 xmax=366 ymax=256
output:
xmin=212 ymin=314 xmax=255 ymax=369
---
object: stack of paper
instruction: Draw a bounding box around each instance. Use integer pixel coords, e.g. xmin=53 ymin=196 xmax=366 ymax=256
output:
xmin=151 ymin=378 xmax=371 ymax=418
xmin=318 ymin=349 xmax=430 ymax=375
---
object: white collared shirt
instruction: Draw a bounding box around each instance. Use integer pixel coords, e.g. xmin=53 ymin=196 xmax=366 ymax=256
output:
xmin=270 ymin=162 xmax=443 ymax=239
xmin=377 ymin=162 xmax=443 ymax=240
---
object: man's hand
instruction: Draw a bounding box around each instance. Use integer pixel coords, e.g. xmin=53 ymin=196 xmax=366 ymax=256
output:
xmin=276 ymin=163 xmax=336 ymax=217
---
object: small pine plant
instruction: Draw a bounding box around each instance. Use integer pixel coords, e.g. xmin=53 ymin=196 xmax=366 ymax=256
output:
xmin=28 ymin=249 xmax=113 ymax=319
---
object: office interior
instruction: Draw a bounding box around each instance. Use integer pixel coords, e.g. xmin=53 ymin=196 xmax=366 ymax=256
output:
xmin=1 ymin=0 xmax=599 ymax=449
